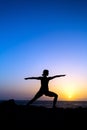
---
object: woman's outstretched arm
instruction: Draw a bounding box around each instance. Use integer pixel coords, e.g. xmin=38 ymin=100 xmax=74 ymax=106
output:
xmin=24 ymin=77 xmax=41 ymax=80
xmin=49 ymin=74 xmax=66 ymax=80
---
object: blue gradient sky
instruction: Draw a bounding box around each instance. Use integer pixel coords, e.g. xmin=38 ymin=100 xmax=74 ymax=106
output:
xmin=0 ymin=0 xmax=87 ymax=100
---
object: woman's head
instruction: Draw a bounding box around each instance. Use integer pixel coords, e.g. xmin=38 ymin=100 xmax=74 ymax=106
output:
xmin=42 ymin=69 xmax=49 ymax=76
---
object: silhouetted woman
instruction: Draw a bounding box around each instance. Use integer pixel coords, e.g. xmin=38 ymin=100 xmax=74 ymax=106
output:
xmin=24 ymin=69 xmax=66 ymax=108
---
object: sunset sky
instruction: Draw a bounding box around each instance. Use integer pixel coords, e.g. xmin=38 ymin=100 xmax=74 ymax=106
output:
xmin=0 ymin=0 xmax=87 ymax=101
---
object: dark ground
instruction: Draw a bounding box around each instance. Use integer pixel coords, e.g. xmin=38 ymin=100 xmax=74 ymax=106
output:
xmin=0 ymin=99 xmax=87 ymax=129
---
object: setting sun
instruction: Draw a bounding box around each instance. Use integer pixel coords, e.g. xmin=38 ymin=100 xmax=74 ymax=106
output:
xmin=64 ymin=85 xmax=75 ymax=100
xmin=68 ymin=95 xmax=72 ymax=99
xmin=51 ymin=78 xmax=81 ymax=101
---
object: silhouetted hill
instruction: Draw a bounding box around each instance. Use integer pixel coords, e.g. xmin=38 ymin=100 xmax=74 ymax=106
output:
xmin=0 ymin=99 xmax=87 ymax=129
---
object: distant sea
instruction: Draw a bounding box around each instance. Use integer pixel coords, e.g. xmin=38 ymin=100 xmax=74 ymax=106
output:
xmin=0 ymin=100 xmax=87 ymax=108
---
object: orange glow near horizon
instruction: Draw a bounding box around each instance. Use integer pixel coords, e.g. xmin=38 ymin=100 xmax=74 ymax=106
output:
xmin=62 ymin=83 xmax=77 ymax=100
xmin=5 ymin=75 xmax=87 ymax=101
xmin=49 ymin=76 xmax=87 ymax=101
